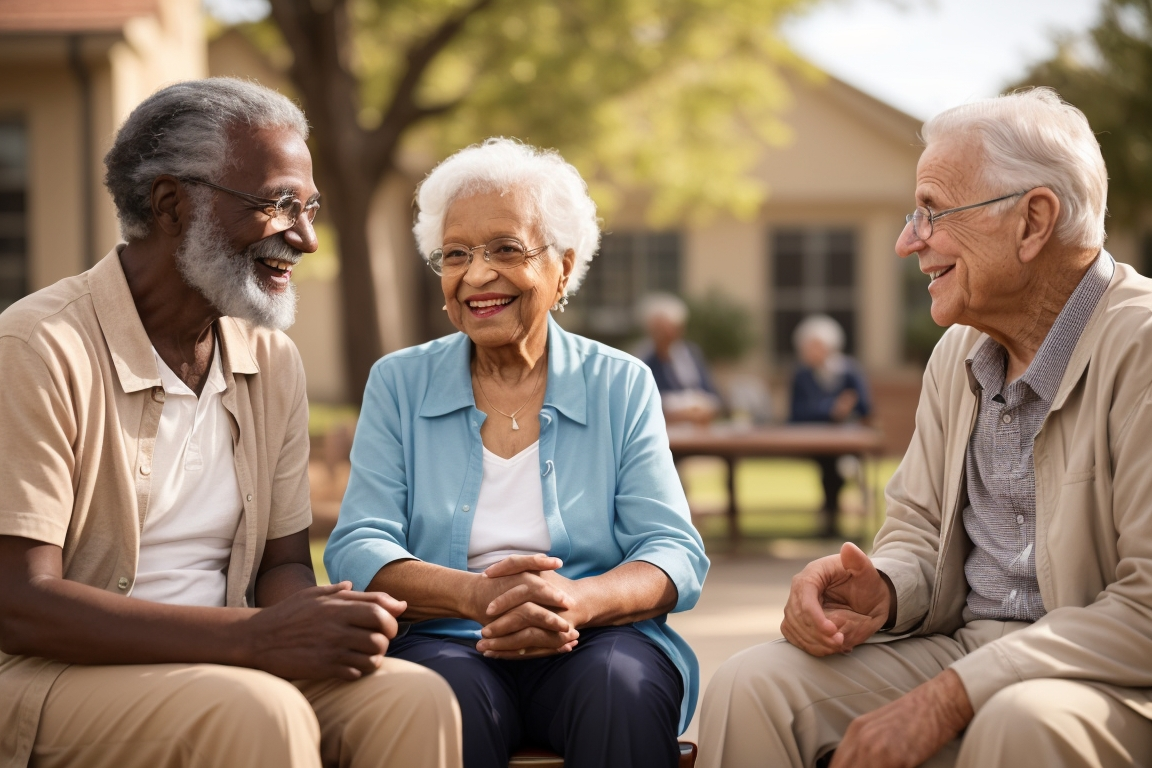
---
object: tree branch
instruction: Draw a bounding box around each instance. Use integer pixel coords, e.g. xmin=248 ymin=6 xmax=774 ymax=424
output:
xmin=364 ymin=0 xmax=497 ymax=176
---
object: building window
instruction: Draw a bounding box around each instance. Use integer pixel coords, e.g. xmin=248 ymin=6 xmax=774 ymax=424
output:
xmin=0 ymin=120 xmax=27 ymax=313
xmin=570 ymin=230 xmax=681 ymax=342
xmin=770 ymin=227 xmax=857 ymax=360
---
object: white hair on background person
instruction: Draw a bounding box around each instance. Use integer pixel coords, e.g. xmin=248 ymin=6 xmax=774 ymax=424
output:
xmin=639 ymin=292 xmax=689 ymax=328
xmin=413 ymin=137 xmax=601 ymax=292
xmin=104 ymin=78 xmax=309 ymax=241
xmin=921 ymin=87 xmax=1107 ymax=250
xmin=793 ymin=314 xmax=845 ymax=354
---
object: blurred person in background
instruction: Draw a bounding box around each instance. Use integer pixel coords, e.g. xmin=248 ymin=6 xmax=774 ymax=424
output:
xmin=0 ymin=79 xmax=460 ymax=768
xmin=325 ymin=138 xmax=708 ymax=768
xmin=788 ymin=314 xmax=871 ymax=537
xmin=638 ymin=292 xmax=723 ymax=426
xmin=701 ymin=88 xmax=1152 ymax=768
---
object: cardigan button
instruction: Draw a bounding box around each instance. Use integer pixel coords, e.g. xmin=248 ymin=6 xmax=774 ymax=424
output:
xmin=462 ymin=505 xmax=470 ymax=512
xmin=117 ymin=576 xmax=130 ymax=590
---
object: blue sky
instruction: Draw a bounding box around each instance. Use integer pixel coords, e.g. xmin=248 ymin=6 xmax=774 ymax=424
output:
xmin=204 ymin=0 xmax=1105 ymax=121
xmin=783 ymin=0 xmax=1105 ymax=119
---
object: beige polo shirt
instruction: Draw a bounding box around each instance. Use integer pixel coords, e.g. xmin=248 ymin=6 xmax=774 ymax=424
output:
xmin=0 ymin=248 xmax=312 ymax=767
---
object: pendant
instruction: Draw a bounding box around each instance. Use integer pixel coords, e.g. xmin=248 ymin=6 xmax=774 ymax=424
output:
xmin=511 ymin=417 xmax=520 ymax=430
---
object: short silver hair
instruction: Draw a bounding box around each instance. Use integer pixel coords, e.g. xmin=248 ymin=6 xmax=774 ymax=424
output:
xmin=638 ymin=292 xmax=688 ymax=327
xmin=921 ymin=87 xmax=1107 ymax=250
xmin=412 ymin=138 xmax=601 ymax=292
xmin=793 ymin=314 xmax=844 ymax=353
xmin=104 ymin=78 xmax=309 ymax=241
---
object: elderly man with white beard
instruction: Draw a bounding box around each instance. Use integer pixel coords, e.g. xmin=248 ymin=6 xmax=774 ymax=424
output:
xmin=0 ymin=79 xmax=461 ymax=768
xmin=700 ymin=88 xmax=1152 ymax=768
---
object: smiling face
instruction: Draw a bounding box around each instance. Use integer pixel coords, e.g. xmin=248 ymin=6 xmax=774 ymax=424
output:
xmin=175 ymin=124 xmax=319 ymax=329
xmin=895 ymin=135 xmax=1027 ymax=329
xmin=440 ymin=187 xmax=574 ymax=350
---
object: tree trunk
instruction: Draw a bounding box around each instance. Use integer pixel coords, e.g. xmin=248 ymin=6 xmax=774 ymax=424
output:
xmin=322 ymin=171 xmax=384 ymax=404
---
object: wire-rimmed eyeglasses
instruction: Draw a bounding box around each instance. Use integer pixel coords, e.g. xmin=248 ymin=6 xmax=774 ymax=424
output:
xmin=905 ymin=190 xmax=1030 ymax=242
xmin=428 ymin=237 xmax=552 ymax=276
xmin=182 ymin=177 xmax=320 ymax=233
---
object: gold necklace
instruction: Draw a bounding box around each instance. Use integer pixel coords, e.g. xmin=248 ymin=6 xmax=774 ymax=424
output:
xmin=473 ymin=362 xmax=545 ymax=431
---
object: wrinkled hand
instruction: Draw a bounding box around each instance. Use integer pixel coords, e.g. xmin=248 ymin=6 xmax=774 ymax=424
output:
xmin=475 ymin=555 xmax=582 ymax=659
xmin=831 ymin=390 xmax=860 ymax=422
xmin=245 ymin=581 xmax=406 ymax=681
xmin=781 ymin=542 xmax=890 ymax=656
xmin=830 ymin=670 xmax=973 ymax=768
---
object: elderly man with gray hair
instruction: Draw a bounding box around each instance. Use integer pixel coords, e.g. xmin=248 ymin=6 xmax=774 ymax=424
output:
xmin=0 ymin=79 xmax=460 ymax=768
xmin=699 ymin=87 xmax=1152 ymax=767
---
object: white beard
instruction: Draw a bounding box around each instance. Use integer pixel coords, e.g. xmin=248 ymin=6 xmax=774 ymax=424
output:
xmin=174 ymin=203 xmax=300 ymax=331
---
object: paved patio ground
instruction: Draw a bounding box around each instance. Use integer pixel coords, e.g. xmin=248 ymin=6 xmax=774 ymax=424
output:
xmin=667 ymin=539 xmax=842 ymax=742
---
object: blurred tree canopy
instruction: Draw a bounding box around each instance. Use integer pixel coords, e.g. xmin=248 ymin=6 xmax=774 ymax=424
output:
xmin=1014 ymin=0 xmax=1152 ymax=226
xmin=249 ymin=0 xmax=816 ymax=399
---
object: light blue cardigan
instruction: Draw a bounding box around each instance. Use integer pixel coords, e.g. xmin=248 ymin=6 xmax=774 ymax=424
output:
xmin=325 ymin=318 xmax=710 ymax=731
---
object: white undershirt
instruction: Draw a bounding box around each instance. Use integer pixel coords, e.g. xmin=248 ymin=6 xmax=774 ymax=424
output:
xmin=467 ymin=441 xmax=552 ymax=572
xmin=131 ymin=342 xmax=243 ymax=607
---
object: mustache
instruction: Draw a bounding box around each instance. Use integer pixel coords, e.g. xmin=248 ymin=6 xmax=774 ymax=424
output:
xmin=245 ymin=234 xmax=303 ymax=265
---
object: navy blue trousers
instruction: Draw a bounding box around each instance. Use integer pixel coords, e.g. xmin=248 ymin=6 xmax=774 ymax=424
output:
xmin=388 ymin=626 xmax=683 ymax=768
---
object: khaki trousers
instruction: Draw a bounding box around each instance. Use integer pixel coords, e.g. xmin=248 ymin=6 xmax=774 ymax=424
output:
xmin=698 ymin=621 xmax=1152 ymax=768
xmin=30 ymin=658 xmax=462 ymax=768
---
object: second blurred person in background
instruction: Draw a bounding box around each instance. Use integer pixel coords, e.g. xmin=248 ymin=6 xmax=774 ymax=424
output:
xmin=788 ymin=314 xmax=871 ymax=537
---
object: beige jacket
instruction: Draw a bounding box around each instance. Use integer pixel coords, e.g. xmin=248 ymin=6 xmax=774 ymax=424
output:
xmin=872 ymin=260 xmax=1152 ymax=716
xmin=0 ymin=250 xmax=312 ymax=767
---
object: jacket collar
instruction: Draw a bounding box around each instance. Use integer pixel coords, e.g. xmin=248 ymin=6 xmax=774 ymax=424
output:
xmin=90 ymin=247 xmax=259 ymax=394
xmin=419 ymin=316 xmax=588 ymax=425
xmin=1050 ymin=251 xmax=1116 ymax=413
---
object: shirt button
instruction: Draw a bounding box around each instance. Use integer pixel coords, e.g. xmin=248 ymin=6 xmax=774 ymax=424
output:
xmin=139 ymin=464 xmax=151 ymax=475
xmin=246 ymin=494 xmax=253 ymax=502
xmin=1016 ymin=515 xmax=1025 ymax=524
xmin=462 ymin=505 xmax=470 ymax=512
xmin=1002 ymin=414 xmax=1013 ymax=424
xmin=117 ymin=576 xmax=129 ymax=590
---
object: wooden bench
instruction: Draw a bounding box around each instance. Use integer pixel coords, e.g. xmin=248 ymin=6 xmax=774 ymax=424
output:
xmin=508 ymin=741 xmax=698 ymax=767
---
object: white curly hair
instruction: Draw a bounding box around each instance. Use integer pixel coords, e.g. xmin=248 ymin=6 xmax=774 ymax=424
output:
xmin=412 ymin=138 xmax=601 ymax=292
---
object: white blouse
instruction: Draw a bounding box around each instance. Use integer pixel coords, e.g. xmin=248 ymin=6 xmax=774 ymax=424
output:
xmin=466 ymin=441 xmax=552 ymax=572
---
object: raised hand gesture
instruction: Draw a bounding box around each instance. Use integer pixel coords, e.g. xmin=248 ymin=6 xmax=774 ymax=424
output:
xmin=781 ymin=542 xmax=892 ymax=656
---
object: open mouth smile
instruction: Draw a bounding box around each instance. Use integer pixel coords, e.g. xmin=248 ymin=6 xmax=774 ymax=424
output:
xmin=465 ymin=294 xmax=516 ymax=318
xmin=256 ymin=257 xmax=295 ymax=284
xmin=926 ymin=265 xmax=954 ymax=282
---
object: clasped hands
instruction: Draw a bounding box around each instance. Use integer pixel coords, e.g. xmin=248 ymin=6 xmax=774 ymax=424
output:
xmin=782 ymin=542 xmax=973 ymax=768
xmin=469 ymin=553 xmax=584 ymax=660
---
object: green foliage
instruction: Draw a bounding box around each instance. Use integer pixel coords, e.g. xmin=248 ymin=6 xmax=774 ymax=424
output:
xmin=1013 ymin=0 xmax=1152 ymax=225
xmin=249 ymin=0 xmax=817 ymax=227
xmin=684 ymin=289 xmax=757 ymax=363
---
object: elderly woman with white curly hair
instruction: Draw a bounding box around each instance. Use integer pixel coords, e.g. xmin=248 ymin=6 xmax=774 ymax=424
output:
xmin=325 ymin=138 xmax=709 ymax=768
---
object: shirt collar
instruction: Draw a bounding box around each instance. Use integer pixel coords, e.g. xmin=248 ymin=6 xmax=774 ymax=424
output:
xmin=90 ymin=247 xmax=260 ymax=395
xmin=1020 ymin=251 xmax=1113 ymax=402
xmin=90 ymin=247 xmax=161 ymax=394
xmin=963 ymin=251 xmax=1114 ymax=402
xmin=419 ymin=316 xmax=588 ymax=425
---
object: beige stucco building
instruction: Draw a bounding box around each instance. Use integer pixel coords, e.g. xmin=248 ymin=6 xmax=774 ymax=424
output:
xmin=0 ymin=0 xmax=205 ymax=296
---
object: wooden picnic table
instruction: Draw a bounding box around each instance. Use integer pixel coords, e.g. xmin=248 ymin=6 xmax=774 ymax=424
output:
xmin=667 ymin=423 xmax=885 ymax=543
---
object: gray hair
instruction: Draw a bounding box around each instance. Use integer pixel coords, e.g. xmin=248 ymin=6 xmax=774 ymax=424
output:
xmin=793 ymin=314 xmax=844 ymax=353
xmin=104 ymin=78 xmax=309 ymax=241
xmin=921 ymin=87 xmax=1107 ymax=250
xmin=639 ymin=292 xmax=688 ymax=327
xmin=412 ymin=138 xmax=601 ymax=292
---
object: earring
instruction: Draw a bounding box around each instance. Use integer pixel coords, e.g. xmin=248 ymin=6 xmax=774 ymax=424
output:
xmin=442 ymin=304 xmax=447 ymax=311
xmin=550 ymin=295 xmax=569 ymax=313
